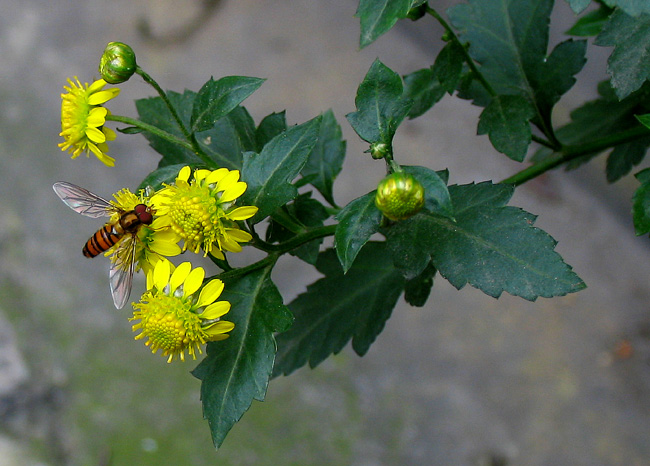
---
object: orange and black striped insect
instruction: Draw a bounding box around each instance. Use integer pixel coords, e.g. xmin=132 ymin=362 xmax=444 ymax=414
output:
xmin=53 ymin=181 xmax=154 ymax=309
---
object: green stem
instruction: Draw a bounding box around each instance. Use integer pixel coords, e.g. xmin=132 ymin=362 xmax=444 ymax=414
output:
xmin=106 ymin=114 xmax=195 ymax=152
xmin=253 ymin=224 xmax=337 ymax=253
xmin=136 ymin=66 xmax=191 ymax=141
xmin=531 ymin=134 xmax=558 ymax=150
xmin=502 ymin=126 xmax=650 ymax=186
xmin=425 ymin=5 xmax=496 ymax=97
xmin=211 ymin=253 xmax=279 ymax=282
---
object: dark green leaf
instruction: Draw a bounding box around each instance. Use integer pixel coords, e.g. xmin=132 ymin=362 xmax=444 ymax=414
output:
xmin=301 ymin=109 xmax=346 ymax=206
xmin=266 ymin=193 xmax=330 ymax=265
xmin=273 ymin=243 xmax=405 ymax=376
xmin=116 ymin=126 xmax=142 ymax=134
xmin=195 ymin=106 xmax=257 ymax=171
xmin=595 ymin=10 xmax=650 ymax=99
xmin=191 ymin=76 xmax=265 ymax=133
xmin=432 ymin=40 xmax=465 ymax=94
xmin=192 ymin=268 xmax=292 ymax=449
xmin=387 ymin=182 xmax=585 ymax=300
xmin=606 ymin=140 xmax=650 ymax=182
xmin=255 ymin=111 xmax=287 ymax=151
xmin=137 ymin=163 xmax=188 ymax=191
xmin=637 ymin=113 xmax=650 ymax=129
xmin=356 ymin=0 xmax=412 ymax=48
xmin=241 ymin=116 xmax=322 ymax=223
xmin=346 ymin=59 xmax=413 ymax=145
xmin=403 ymin=67 xmax=446 ymax=119
xmin=449 ymin=0 xmax=585 ymax=135
xmin=633 ymin=168 xmax=650 ymax=234
xmin=477 ymin=95 xmax=536 ymax=161
xmin=136 ymin=90 xmax=201 ymax=166
xmin=566 ymin=0 xmax=592 ymax=14
xmin=567 ymin=5 xmax=614 ymax=36
xmin=603 ymin=0 xmax=650 ymax=16
xmin=335 ymin=191 xmax=382 ymax=272
xmin=403 ymin=261 xmax=436 ymax=307
xmin=401 ymin=165 xmax=454 ymax=218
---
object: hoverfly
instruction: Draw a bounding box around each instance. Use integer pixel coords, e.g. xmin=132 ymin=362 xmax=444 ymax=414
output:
xmin=52 ymin=181 xmax=154 ymax=309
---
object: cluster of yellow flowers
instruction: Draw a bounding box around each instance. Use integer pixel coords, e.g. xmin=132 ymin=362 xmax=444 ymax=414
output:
xmin=59 ymin=75 xmax=258 ymax=362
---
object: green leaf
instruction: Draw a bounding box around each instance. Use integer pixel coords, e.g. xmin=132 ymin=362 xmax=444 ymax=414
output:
xmin=195 ymin=106 xmax=257 ymax=171
xmin=356 ymin=0 xmax=412 ymax=48
xmin=403 ymin=261 xmax=436 ymax=307
xmin=633 ymin=168 xmax=650 ymax=234
xmin=449 ymin=0 xmax=586 ymax=138
xmin=637 ymin=113 xmax=650 ymax=129
xmin=386 ymin=182 xmax=586 ymax=300
xmin=137 ymin=163 xmax=188 ymax=191
xmin=192 ymin=268 xmax=292 ymax=449
xmin=401 ymin=165 xmax=454 ymax=218
xmin=346 ymin=59 xmax=413 ymax=146
xmin=606 ymin=140 xmax=650 ymax=182
xmin=255 ymin=111 xmax=287 ymax=151
xmin=432 ymin=40 xmax=465 ymax=94
xmin=136 ymin=90 xmax=201 ymax=166
xmin=567 ymin=5 xmax=614 ymax=36
xmin=403 ymin=67 xmax=446 ymax=119
xmin=477 ymin=95 xmax=536 ymax=161
xmin=273 ymin=243 xmax=405 ymax=376
xmin=335 ymin=191 xmax=382 ymax=272
xmin=266 ymin=193 xmax=330 ymax=265
xmin=603 ymin=0 xmax=650 ymax=16
xmin=301 ymin=109 xmax=346 ymax=206
xmin=595 ymin=10 xmax=650 ymax=99
xmin=241 ymin=116 xmax=322 ymax=223
xmin=190 ymin=76 xmax=265 ymax=133
xmin=566 ymin=0 xmax=592 ymax=14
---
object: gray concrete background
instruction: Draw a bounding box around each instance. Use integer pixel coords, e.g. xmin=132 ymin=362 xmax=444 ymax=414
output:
xmin=1 ymin=0 xmax=650 ymax=465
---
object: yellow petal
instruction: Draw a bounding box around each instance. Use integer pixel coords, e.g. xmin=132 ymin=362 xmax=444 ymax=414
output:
xmin=206 ymin=168 xmax=229 ymax=185
xmin=225 ymin=228 xmax=253 ymax=242
xmin=170 ymin=262 xmax=192 ymax=293
xmin=88 ymin=88 xmax=119 ymax=105
xmin=227 ymin=206 xmax=258 ymax=221
xmin=194 ymin=169 xmax=210 ymax=183
xmin=201 ymin=300 xmax=230 ymax=320
xmin=220 ymin=181 xmax=247 ymax=203
xmin=183 ymin=267 xmax=205 ymax=297
xmin=205 ymin=320 xmax=235 ymax=335
xmin=216 ymin=170 xmax=240 ymax=193
xmin=197 ymin=279 xmax=225 ymax=307
xmin=153 ymin=258 xmax=171 ymax=291
xmin=149 ymin=240 xmax=181 ymax=256
xmin=177 ymin=166 xmax=191 ymax=183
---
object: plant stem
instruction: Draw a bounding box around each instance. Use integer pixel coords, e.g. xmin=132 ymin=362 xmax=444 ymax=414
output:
xmin=106 ymin=114 xmax=195 ymax=152
xmin=213 ymin=253 xmax=279 ymax=282
xmin=425 ymin=5 xmax=496 ymax=97
xmin=253 ymin=224 xmax=337 ymax=253
xmin=502 ymin=126 xmax=650 ymax=186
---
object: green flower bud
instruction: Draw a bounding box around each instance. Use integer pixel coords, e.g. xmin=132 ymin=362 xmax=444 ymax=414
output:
xmin=370 ymin=142 xmax=389 ymax=160
xmin=99 ymin=42 xmax=137 ymax=84
xmin=406 ymin=3 xmax=427 ymax=21
xmin=375 ymin=172 xmax=425 ymax=221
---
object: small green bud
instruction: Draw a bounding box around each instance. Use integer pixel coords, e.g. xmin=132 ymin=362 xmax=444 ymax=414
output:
xmin=375 ymin=172 xmax=425 ymax=221
xmin=406 ymin=3 xmax=427 ymax=21
xmin=370 ymin=142 xmax=389 ymax=160
xmin=99 ymin=42 xmax=137 ymax=84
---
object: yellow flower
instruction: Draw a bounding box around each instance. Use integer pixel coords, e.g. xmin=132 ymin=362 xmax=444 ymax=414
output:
xmin=106 ymin=187 xmax=181 ymax=275
xmin=59 ymin=77 xmax=120 ymax=167
xmin=131 ymin=260 xmax=234 ymax=363
xmin=152 ymin=166 xmax=258 ymax=259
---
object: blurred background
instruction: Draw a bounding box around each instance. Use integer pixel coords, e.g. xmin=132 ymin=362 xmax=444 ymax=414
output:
xmin=1 ymin=0 xmax=650 ymax=464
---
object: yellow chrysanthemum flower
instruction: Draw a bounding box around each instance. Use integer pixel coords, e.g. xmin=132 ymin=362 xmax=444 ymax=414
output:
xmin=106 ymin=187 xmax=181 ymax=275
xmin=131 ymin=260 xmax=234 ymax=363
xmin=59 ymin=77 xmax=120 ymax=167
xmin=152 ymin=166 xmax=259 ymax=259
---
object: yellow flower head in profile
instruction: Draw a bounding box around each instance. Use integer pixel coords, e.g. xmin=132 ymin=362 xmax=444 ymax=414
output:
xmin=131 ymin=260 xmax=234 ymax=363
xmin=152 ymin=166 xmax=258 ymax=259
xmin=106 ymin=187 xmax=181 ymax=275
xmin=59 ymin=77 xmax=120 ymax=167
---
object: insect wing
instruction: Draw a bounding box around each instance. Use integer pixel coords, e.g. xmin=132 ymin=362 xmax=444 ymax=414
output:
xmin=53 ymin=181 xmax=117 ymax=218
xmin=109 ymin=234 xmax=138 ymax=309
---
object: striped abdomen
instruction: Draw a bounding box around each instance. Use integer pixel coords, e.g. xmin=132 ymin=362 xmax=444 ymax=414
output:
xmin=83 ymin=223 xmax=124 ymax=258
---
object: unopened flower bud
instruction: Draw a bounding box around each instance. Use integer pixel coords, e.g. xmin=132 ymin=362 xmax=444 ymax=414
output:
xmin=375 ymin=172 xmax=425 ymax=221
xmin=370 ymin=142 xmax=389 ymax=160
xmin=99 ymin=42 xmax=137 ymax=84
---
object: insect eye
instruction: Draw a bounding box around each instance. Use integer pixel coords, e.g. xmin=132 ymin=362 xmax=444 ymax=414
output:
xmin=138 ymin=211 xmax=154 ymax=224
xmin=134 ymin=204 xmax=147 ymax=214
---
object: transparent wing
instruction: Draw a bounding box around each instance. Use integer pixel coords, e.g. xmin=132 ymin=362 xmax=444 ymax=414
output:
xmin=52 ymin=181 xmax=117 ymax=218
xmin=109 ymin=235 xmax=137 ymax=309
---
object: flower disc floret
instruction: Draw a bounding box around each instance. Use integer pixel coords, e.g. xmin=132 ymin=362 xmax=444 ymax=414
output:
xmin=152 ymin=166 xmax=258 ymax=259
xmin=59 ymin=77 xmax=120 ymax=167
xmin=131 ymin=260 xmax=234 ymax=363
